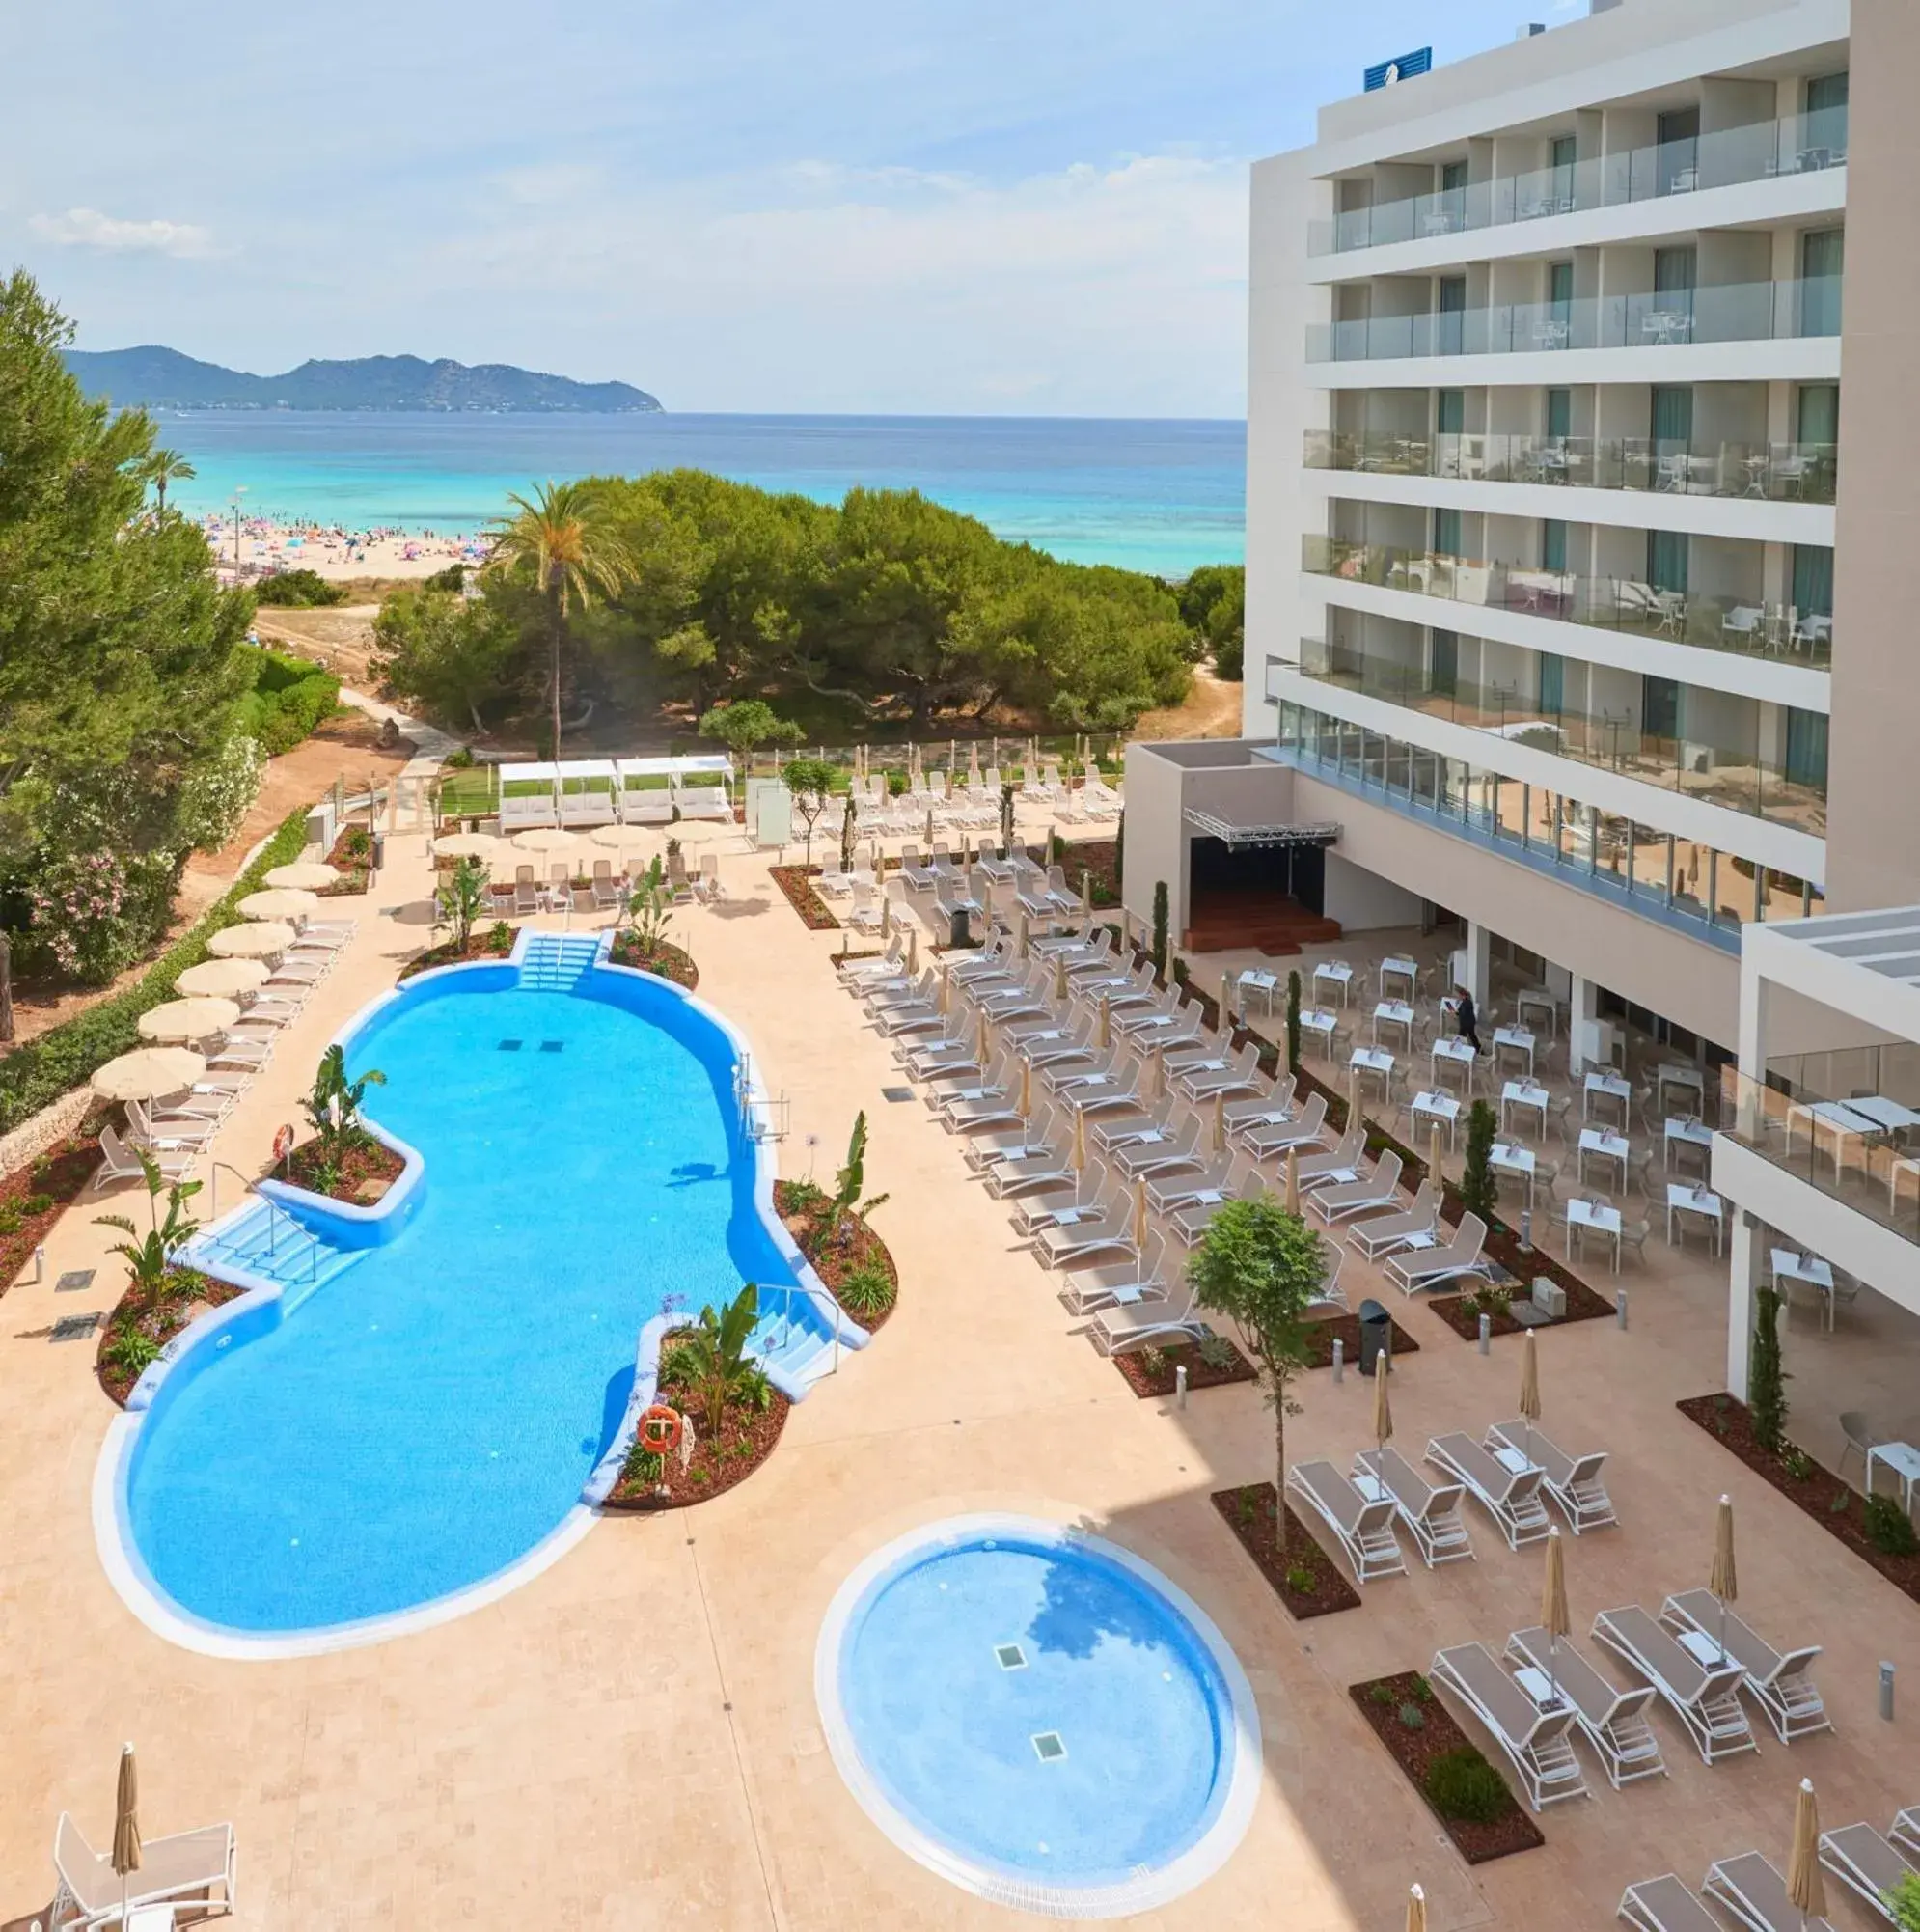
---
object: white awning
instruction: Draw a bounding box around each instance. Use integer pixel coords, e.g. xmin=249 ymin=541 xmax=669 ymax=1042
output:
xmin=614 ymin=756 xmax=733 ymax=780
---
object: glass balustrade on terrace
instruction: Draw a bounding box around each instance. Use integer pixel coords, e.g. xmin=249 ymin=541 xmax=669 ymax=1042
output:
xmin=1303 ymin=429 xmax=1837 ymax=507
xmin=1302 ymin=534 xmax=1834 ymax=667
xmin=1306 ymin=276 xmax=1842 ymax=364
xmin=1309 ymin=110 xmax=1848 ymax=255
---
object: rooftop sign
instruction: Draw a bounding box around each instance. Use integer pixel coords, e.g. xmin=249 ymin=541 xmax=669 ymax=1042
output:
xmin=1364 ymin=46 xmax=1433 ymax=91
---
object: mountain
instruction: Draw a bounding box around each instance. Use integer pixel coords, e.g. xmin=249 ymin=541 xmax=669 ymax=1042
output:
xmin=63 ymin=345 xmax=662 ymax=413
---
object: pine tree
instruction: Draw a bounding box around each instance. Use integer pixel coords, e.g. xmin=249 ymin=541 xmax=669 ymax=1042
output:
xmin=1285 ymin=970 xmax=1303 ymax=1073
xmin=1151 ymin=880 xmax=1169 ymax=980
xmin=1459 ymin=1099 xmax=1499 ymax=1224
xmin=1749 ymin=1284 xmax=1789 ymax=1453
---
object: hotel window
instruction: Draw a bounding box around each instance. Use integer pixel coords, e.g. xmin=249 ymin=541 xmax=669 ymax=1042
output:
xmin=1797 ymin=383 xmax=1838 ymax=446
xmin=1538 ymin=650 xmax=1565 ymax=718
xmin=1791 ymin=544 xmax=1833 ymax=618
xmin=1647 ymin=529 xmax=1688 ymax=594
xmin=1545 ymin=387 xmax=1572 ymax=443
xmin=1804 ymin=71 xmax=1849 ymax=159
xmin=1436 ymin=388 xmax=1465 ymax=434
xmin=1654 ymin=246 xmax=1697 ymax=317
xmin=1432 ymin=507 xmax=1464 ymax=558
xmin=1642 ymin=675 xmax=1681 ymax=744
xmin=1550 ymin=135 xmax=1577 ymax=207
xmin=1438 ymin=275 xmax=1467 ymax=354
xmin=1800 ymin=230 xmax=1844 ymax=337
xmin=1785 ymin=708 xmax=1828 ymax=792
xmin=1430 ymin=629 xmax=1459 ymax=697
xmin=1657 ymin=107 xmax=1701 ymax=194
xmin=1541 ymin=519 xmax=1568 ymax=573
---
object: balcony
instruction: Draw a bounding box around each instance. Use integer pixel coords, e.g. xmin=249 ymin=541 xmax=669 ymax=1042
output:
xmin=1303 ymin=534 xmax=1834 ymax=668
xmin=1293 ymin=636 xmax=1828 ymax=838
xmin=1307 ymin=276 xmax=1842 ymax=365
xmin=1720 ymin=1067 xmax=1920 ymax=1249
xmin=1310 ymin=111 xmax=1848 ymax=256
xmin=1304 ymin=428 xmax=1837 ymax=508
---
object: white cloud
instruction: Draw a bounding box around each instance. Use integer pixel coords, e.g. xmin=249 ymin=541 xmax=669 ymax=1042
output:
xmin=29 ymin=207 xmax=216 ymax=258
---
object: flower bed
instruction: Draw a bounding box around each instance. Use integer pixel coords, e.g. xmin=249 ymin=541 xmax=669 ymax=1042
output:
xmin=1427 ymin=1267 xmax=1615 ymax=1342
xmin=608 ymin=933 xmax=699 ymax=991
xmin=1301 ymin=1309 xmax=1422 ymax=1369
xmin=1349 ymin=1670 xmax=1544 ymax=1863
xmin=282 ymin=1135 xmax=406 ymax=1204
xmin=1210 ymin=1484 xmax=1360 ymax=1619
xmin=1112 ymin=1335 xmax=1255 ymax=1398
xmin=772 ymin=1179 xmax=897 ymax=1331
xmin=770 ymin=866 xmax=839 ymax=931
xmin=97 ymin=1265 xmax=245 ymax=1408
xmin=0 ymin=1120 xmax=104 ymax=1299
xmin=603 ymin=1362 xmax=790 ymax=1510
xmin=1677 ymin=1393 xmax=1920 ymax=1605
xmin=319 ymin=827 xmax=372 ymax=896
xmin=398 ymin=922 xmax=518 ymax=980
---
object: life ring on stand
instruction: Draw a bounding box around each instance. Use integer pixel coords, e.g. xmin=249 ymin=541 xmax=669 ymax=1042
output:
xmin=638 ymin=1404 xmax=683 ymax=1455
xmin=272 ymin=1123 xmax=295 ymax=1165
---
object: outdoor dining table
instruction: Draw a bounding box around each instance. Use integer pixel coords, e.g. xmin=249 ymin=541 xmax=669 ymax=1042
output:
xmin=1577 ymin=1127 xmax=1630 ymax=1191
xmin=1769 ymin=1247 xmax=1837 ymax=1330
xmin=1582 ymin=1070 xmax=1632 ymax=1123
xmin=1866 ymin=1442 xmax=1920 ymax=1515
xmin=1492 ymin=1025 xmax=1536 ymax=1076
xmin=1379 ymin=954 xmax=1419 ymax=999
xmin=1786 ymin=1098 xmax=1881 ymax=1174
xmin=1516 ymin=986 xmax=1559 ymax=1037
xmin=1566 ymin=1197 xmax=1622 ymax=1271
xmin=1237 ymin=968 xmax=1279 ymax=1017
xmin=1350 ymin=1044 xmax=1395 ymax=1099
xmin=1500 ymin=1078 xmax=1551 ymax=1139
xmin=1654 ymin=1063 xmax=1706 ymax=1114
xmin=1843 ymin=1094 xmax=1920 ymax=1138
xmin=1665 ymin=1182 xmax=1724 ymax=1256
xmin=1372 ymin=999 xmax=1416 ymax=1048
xmin=1663 ymin=1115 xmax=1714 ymax=1173
xmin=1313 ymin=960 xmax=1356 ymax=1007
xmin=1490 ymin=1140 xmax=1537 ymax=1207
xmin=1411 ymin=1089 xmax=1462 ymax=1149
xmin=1299 ymin=1007 xmax=1339 ymax=1056
xmin=1431 ymin=1034 xmax=1477 ymax=1091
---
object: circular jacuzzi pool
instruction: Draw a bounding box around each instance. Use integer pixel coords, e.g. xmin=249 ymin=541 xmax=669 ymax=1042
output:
xmin=815 ymin=1514 xmax=1260 ymax=1918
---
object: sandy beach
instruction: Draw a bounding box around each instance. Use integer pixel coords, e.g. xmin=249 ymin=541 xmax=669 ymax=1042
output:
xmin=203 ymin=513 xmax=483 ymax=583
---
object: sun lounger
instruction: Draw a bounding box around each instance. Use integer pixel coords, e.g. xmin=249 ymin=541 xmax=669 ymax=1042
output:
xmin=1618 ymin=1874 xmax=1723 ymax=1932
xmin=1294 ymin=1124 xmax=1367 ymax=1192
xmin=1704 ymin=1852 xmax=1835 ymax=1932
xmin=1113 ymin=1114 xmax=1204 ymax=1181
xmin=1170 ymin=1161 xmax=1264 ymax=1241
xmin=1386 ymin=1214 xmax=1492 ymax=1295
xmin=1353 ymin=1446 xmax=1472 ymax=1566
xmin=1090 ymin=1283 xmax=1210 ymax=1354
xmin=1146 ymin=1152 xmax=1238 ymax=1215
xmin=1486 ymin=1421 xmax=1616 ymax=1534
xmin=94 ymin=1125 xmax=195 ymax=1191
xmin=1059 ymin=1233 xmax=1172 ymax=1316
xmin=1035 ymin=1188 xmax=1138 ymax=1267
xmin=1240 ymin=1092 xmax=1329 ymax=1157
xmin=1092 ymin=1096 xmax=1176 ymax=1153
xmin=1430 ymin=1642 xmax=1588 ymax=1809
xmin=1349 ymin=1181 xmax=1440 ymax=1259
xmin=986 ymin=1148 xmax=1083 ymax=1199
xmin=1819 ymin=1823 xmax=1918 ymax=1921
xmin=1505 ymin=1626 xmax=1664 ymax=1788
xmin=1310 ymin=1150 xmax=1404 ymax=1225
xmin=1896 ymin=1809 xmax=1920 ymax=1859
xmin=126 ymin=1099 xmax=218 ymax=1150
xmin=1659 ymin=1590 xmax=1828 ymax=1743
xmin=1175 ymin=1041 xmax=1261 ymax=1101
xmin=1424 ymin=1431 xmax=1550 ymax=1549
xmin=1590 ymin=1604 xmax=1757 ymax=1764
xmin=1287 ymin=1459 xmax=1406 ymax=1585
xmin=52 ymin=1811 xmax=236 ymax=1930
xmin=1221 ymin=1075 xmax=1296 ymax=1134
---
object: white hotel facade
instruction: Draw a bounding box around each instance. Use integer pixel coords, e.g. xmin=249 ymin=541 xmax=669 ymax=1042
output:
xmin=1124 ymin=0 xmax=1920 ymax=1426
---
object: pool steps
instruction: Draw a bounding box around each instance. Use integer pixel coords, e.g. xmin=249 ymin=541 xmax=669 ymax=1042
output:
xmin=517 ymin=933 xmax=600 ymax=992
xmin=185 ymin=1199 xmax=360 ymax=1307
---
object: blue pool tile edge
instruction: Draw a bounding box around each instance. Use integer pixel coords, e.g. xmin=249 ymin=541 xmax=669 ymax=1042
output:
xmin=813 ymin=1512 xmax=1263 ymax=1920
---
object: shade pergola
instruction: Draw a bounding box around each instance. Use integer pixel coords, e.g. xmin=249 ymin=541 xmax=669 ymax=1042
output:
xmin=238 ymin=888 xmax=318 ymax=921
xmin=262 ymin=861 xmax=341 ymax=891
xmin=207 ymin=922 xmax=295 ymax=958
xmin=176 ymin=958 xmax=269 ymax=998
xmin=138 ymin=998 xmax=240 ymax=1043
xmin=92 ymin=1047 xmax=206 ymax=1101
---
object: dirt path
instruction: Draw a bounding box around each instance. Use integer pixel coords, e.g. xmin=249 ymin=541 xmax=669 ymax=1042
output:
xmin=250 ymin=603 xmax=383 ymax=685
xmin=1134 ymin=664 xmax=1247 ymax=741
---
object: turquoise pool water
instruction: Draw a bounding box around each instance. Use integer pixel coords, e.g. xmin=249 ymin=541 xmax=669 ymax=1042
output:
xmin=818 ymin=1518 xmax=1258 ymax=1914
xmin=118 ymin=955 xmax=817 ymax=1639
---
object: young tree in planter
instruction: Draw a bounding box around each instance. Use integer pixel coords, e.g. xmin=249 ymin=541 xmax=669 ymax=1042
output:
xmin=622 ymin=856 xmax=673 ymax=962
xmin=671 ymin=1283 xmax=773 ymax=1438
xmin=831 ymin=1110 xmax=891 ymax=1244
xmin=1187 ymin=1196 xmax=1326 ymax=1556
xmin=302 ymin=1044 xmax=387 ymax=1177
xmin=95 ymin=1151 xmax=203 ymax=1296
xmin=1151 ymin=880 xmax=1169 ymax=979
xmin=435 ymin=856 xmax=489 ymax=952
xmin=1748 ymin=1283 xmax=1789 ymax=1453
xmin=696 ymin=698 xmax=804 ymax=765
xmin=1285 ymin=970 xmax=1303 ymax=1073
xmin=1459 ymin=1098 xmax=1499 ymax=1224
xmin=782 ymin=757 xmax=837 ymax=864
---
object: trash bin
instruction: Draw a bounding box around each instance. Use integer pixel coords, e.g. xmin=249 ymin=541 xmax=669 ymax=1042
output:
xmin=948 ymin=907 xmax=972 ymax=950
xmin=371 ymin=830 xmax=387 ymax=873
xmin=1358 ymin=1298 xmax=1392 ymax=1377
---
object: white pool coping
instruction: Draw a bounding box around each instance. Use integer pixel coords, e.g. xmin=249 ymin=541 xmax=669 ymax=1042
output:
xmin=93 ymin=930 xmax=864 ymax=1660
xmin=813 ymin=1511 xmax=1262 ymax=1921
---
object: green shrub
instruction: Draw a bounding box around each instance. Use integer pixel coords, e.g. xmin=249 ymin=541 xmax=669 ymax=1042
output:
xmin=1366 ymin=1681 xmax=1394 ymax=1706
xmin=0 ymin=805 xmax=311 ymax=1135
xmin=236 ymin=644 xmax=342 ymax=755
xmin=836 ymin=1261 xmax=896 ymax=1317
xmin=424 ymin=562 xmax=466 ymax=593
xmin=621 ymin=1441 xmax=665 ymax=1485
xmin=102 ymin=1326 xmax=163 ymax=1378
xmin=1424 ymin=1747 xmax=1511 ymax=1823
xmin=1459 ymin=1100 xmax=1499 ymax=1225
xmin=1865 ymin=1492 xmax=1920 ymax=1558
xmin=1750 ymin=1285 xmax=1789 ymax=1454
xmin=1283 ymin=1565 xmax=1314 ymax=1594
xmin=22 ymin=1192 xmax=53 ymax=1214
xmin=254 ymin=567 xmax=347 ymax=607
xmin=1397 ymin=1703 xmax=1427 ymax=1731
xmin=0 ymin=1206 xmax=20 ymax=1236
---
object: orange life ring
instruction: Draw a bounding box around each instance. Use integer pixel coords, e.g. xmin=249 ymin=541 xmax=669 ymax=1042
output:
xmin=272 ymin=1123 xmax=295 ymax=1164
xmin=638 ymin=1404 xmax=683 ymax=1454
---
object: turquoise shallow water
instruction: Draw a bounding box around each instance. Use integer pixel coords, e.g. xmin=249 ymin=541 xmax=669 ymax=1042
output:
xmin=156 ymin=411 xmax=1246 ymax=574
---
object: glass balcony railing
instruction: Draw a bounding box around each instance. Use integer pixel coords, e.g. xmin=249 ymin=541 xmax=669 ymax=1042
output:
xmin=1294 ymin=636 xmax=1828 ymax=836
xmin=1307 ymin=276 xmax=1842 ymax=364
xmin=1304 ymin=429 xmax=1838 ymax=507
xmin=1309 ymin=110 xmax=1849 ymax=256
xmin=1302 ymin=534 xmax=1835 ymax=668
xmin=1720 ymin=1066 xmax=1920 ymax=1248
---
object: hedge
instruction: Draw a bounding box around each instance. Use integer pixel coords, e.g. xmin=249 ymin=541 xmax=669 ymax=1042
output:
xmin=237 ymin=645 xmax=343 ymax=756
xmin=0 ymin=805 xmax=315 ymax=1136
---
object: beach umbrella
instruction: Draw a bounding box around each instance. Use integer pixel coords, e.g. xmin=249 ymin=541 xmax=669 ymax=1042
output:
xmin=1372 ymin=1348 xmax=1393 ymax=1447
xmin=511 ymin=827 xmax=577 ymax=855
xmin=1285 ymin=1146 xmax=1301 ymax=1216
xmin=433 ymin=833 xmax=501 ymax=861
xmin=968 ymin=743 xmax=981 ymax=785
xmin=1221 ymin=974 xmax=1236 ymax=1035
xmin=238 ymin=887 xmax=316 ymax=922
xmin=1132 ymin=1177 xmax=1148 ymax=1254
xmin=262 ymin=860 xmax=341 ymax=890
xmin=208 ymin=922 xmax=295 ymax=958
xmin=1348 ymin=1060 xmax=1364 ymax=1124
xmin=1098 ymin=994 xmax=1111 ymax=1051
xmin=1542 ymin=1525 xmax=1570 ymax=1702
xmin=906 ymin=927 xmax=919 ymax=977
xmin=1518 ymin=1329 xmax=1543 ymax=1462
xmin=936 ymin=965 xmax=947 ymax=1014
xmin=1018 ymin=912 xmax=1030 ymax=961
xmin=176 ymin=958 xmax=268 ymax=998
xmin=1709 ymin=1494 xmax=1738 ymax=1660
xmin=881 ymin=893 xmax=893 ymax=940
xmin=975 ymin=1007 xmax=990 ymax=1069
xmin=1787 ymin=1779 xmax=1827 ymax=1923
xmin=1019 ymin=1059 xmax=1032 ymax=1122
xmin=1430 ymin=1121 xmax=1445 ymax=1184
xmin=586 ymin=823 xmax=649 ymax=853
xmin=113 ymin=1743 xmax=141 ymax=1932
xmin=1148 ymin=1043 xmax=1165 ymax=1105
xmin=1054 ymin=954 xmax=1068 ymax=1003
xmin=1406 ymin=1886 xmax=1427 ymax=1932
xmin=1071 ymin=1107 xmax=1087 ymax=1197
xmin=1212 ymin=1090 xmax=1226 ymax=1155
xmin=924 ymin=806 xmax=936 ymax=846
xmin=138 ymin=998 xmax=240 ymax=1044
xmin=92 ymin=1047 xmax=206 ymax=1103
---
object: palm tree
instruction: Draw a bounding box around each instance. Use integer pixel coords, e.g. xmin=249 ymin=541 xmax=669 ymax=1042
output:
xmin=143 ymin=449 xmax=196 ymax=515
xmin=482 ymin=481 xmax=636 ymax=759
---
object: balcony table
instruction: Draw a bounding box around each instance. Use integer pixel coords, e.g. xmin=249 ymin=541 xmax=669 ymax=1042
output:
xmin=1582 ymin=1070 xmax=1632 ymax=1123
xmin=1493 ymin=1025 xmax=1536 ymax=1076
xmin=1577 ymin=1127 xmax=1630 ymax=1191
xmin=1662 ymin=1115 xmax=1714 ymax=1173
xmin=1846 ymin=1094 xmax=1920 ymax=1136
xmin=1866 ymin=1442 xmax=1920 ymax=1515
xmin=1665 ymin=1182 xmax=1724 ymax=1256
xmin=1769 ymin=1247 xmax=1837 ymax=1331
xmin=1313 ymin=959 xmax=1356 ymax=1007
xmin=1500 ymin=1079 xmax=1551 ymax=1139
xmin=1566 ymin=1197 xmax=1623 ymax=1272
xmin=1373 ymin=999 xmax=1416 ymax=1048
xmin=1411 ymin=1089 xmax=1462 ymax=1151
xmin=1379 ymin=954 xmax=1419 ymax=999
xmin=1786 ymin=1098 xmax=1881 ymax=1176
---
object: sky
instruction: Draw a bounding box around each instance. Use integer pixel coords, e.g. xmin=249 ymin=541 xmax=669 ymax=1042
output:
xmin=6 ymin=0 xmax=1577 ymax=417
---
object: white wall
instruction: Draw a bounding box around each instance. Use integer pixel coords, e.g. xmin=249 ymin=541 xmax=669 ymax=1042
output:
xmin=1322 ymin=852 xmax=1425 ymax=931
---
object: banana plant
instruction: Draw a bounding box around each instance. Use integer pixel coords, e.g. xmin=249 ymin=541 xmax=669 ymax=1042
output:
xmin=831 ymin=1111 xmax=890 ymax=1245
xmin=435 ymin=855 xmax=489 ymax=950
xmin=302 ymin=1043 xmax=387 ymax=1163
xmin=675 ymin=1283 xmax=770 ymax=1436
xmin=95 ymin=1150 xmax=203 ymax=1296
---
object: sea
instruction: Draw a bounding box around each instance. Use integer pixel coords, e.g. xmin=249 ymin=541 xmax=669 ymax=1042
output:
xmin=155 ymin=412 xmax=1246 ymax=577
